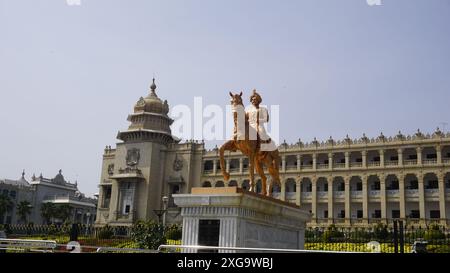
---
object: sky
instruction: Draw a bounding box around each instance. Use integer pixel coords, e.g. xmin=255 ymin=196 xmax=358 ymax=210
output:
xmin=1 ymin=0 xmax=450 ymax=196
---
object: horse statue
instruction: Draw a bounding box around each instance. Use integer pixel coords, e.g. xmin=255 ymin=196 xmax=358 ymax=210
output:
xmin=219 ymin=91 xmax=281 ymax=196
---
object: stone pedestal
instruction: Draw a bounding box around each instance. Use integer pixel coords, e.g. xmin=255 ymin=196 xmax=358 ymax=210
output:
xmin=173 ymin=187 xmax=311 ymax=252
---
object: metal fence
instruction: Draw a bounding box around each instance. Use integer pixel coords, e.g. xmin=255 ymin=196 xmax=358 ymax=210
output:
xmin=2 ymin=223 xmax=450 ymax=253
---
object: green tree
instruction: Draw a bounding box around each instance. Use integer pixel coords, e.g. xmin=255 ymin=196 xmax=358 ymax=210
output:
xmin=17 ymin=201 xmax=32 ymax=224
xmin=0 ymin=194 xmax=14 ymax=224
xmin=40 ymin=202 xmax=56 ymax=224
xmin=55 ymin=204 xmax=72 ymax=223
xmin=131 ymin=220 xmax=166 ymax=250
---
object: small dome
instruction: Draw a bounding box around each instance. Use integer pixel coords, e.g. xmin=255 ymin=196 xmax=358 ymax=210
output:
xmin=134 ymin=78 xmax=169 ymax=115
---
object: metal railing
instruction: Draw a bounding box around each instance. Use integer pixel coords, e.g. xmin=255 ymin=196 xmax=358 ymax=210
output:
xmin=157 ymin=244 xmax=367 ymax=253
xmin=404 ymin=160 xmax=417 ymax=165
xmin=350 ymin=162 xmax=362 ymax=168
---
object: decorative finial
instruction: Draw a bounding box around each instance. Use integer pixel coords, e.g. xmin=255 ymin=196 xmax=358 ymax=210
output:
xmin=150 ymin=78 xmax=157 ymax=94
xmin=22 ymin=169 xmax=25 ymax=178
xmin=59 ymin=169 xmax=62 ymax=175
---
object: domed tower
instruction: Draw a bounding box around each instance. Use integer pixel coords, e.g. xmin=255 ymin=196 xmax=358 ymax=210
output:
xmin=96 ymin=79 xmax=180 ymax=227
xmin=117 ymin=78 xmax=177 ymax=144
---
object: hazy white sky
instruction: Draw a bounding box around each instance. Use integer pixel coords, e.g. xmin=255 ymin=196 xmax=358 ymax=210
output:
xmin=1 ymin=0 xmax=450 ymax=196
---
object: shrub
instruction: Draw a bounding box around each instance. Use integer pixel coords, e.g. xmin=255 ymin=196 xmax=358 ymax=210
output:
xmin=131 ymin=220 xmax=166 ymax=250
xmin=97 ymin=225 xmax=114 ymax=239
xmin=424 ymin=225 xmax=445 ymax=241
xmin=322 ymin=225 xmax=344 ymax=243
xmin=165 ymin=224 xmax=182 ymax=240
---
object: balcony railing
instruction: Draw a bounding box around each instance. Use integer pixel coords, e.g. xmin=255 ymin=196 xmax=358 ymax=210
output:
xmin=285 ymin=192 xmax=296 ymax=199
xmin=423 ymin=159 xmax=437 ymax=165
xmin=369 ymin=190 xmax=380 ymax=197
xmin=334 ymin=163 xmax=345 ymax=169
xmin=271 ymin=192 xmax=281 ymax=199
xmin=350 ymin=162 xmax=362 ymax=168
xmin=317 ymin=164 xmax=328 ymax=169
xmin=404 ymin=159 xmax=417 ymax=165
xmin=203 ymin=169 xmax=213 ymax=174
xmin=229 ymin=168 xmax=239 ymax=173
xmin=301 ymin=192 xmax=312 ymax=199
xmin=302 ymin=165 xmax=313 ymax=170
xmin=367 ymin=162 xmax=380 ymax=167
xmin=425 ymin=188 xmax=439 ymax=197
xmin=384 ymin=160 xmax=398 ymax=166
xmin=351 ymin=191 xmax=362 ymax=197
xmin=405 ymin=189 xmax=419 ymax=196
xmin=386 ymin=190 xmax=399 ymax=196
xmin=333 ymin=191 xmax=345 ymax=198
xmin=317 ymin=191 xmax=328 ymax=198
xmin=443 ymin=158 xmax=450 ymax=164
xmin=286 ymin=165 xmax=297 ymax=170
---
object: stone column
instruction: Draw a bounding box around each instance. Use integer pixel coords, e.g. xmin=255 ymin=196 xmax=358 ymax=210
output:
xmin=328 ymin=176 xmax=334 ymax=225
xmin=296 ymin=180 xmax=301 ymax=206
xmin=380 ymin=149 xmax=385 ymax=168
xmin=312 ymin=153 xmax=317 ymax=171
xmin=312 ymin=177 xmax=317 ymax=224
xmin=213 ymin=159 xmax=217 ymax=175
xmin=398 ymin=148 xmax=404 ymax=167
xmin=345 ymin=152 xmax=350 ymax=169
xmin=109 ymin=180 xmax=120 ymax=221
xmin=438 ymin=173 xmax=447 ymax=225
xmin=226 ymin=159 xmax=230 ymax=174
xmin=280 ymin=179 xmax=286 ymax=201
xmin=362 ymin=175 xmax=369 ymax=224
xmin=344 ymin=176 xmax=351 ymax=225
xmin=416 ymin=147 xmax=422 ymax=166
xmin=328 ymin=153 xmax=333 ymax=170
xmin=380 ymin=174 xmax=387 ymax=222
xmin=282 ymin=155 xmax=286 ymax=172
xmin=297 ymin=155 xmax=301 ymax=171
xmin=398 ymin=173 xmax=406 ymax=219
xmin=418 ymin=173 xmax=426 ymax=224
xmin=362 ymin=150 xmax=367 ymax=168
xmin=239 ymin=158 xmax=243 ymax=174
xmin=436 ymin=145 xmax=442 ymax=165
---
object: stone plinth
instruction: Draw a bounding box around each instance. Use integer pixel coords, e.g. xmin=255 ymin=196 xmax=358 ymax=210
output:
xmin=173 ymin=187 xmax=311 ymax=252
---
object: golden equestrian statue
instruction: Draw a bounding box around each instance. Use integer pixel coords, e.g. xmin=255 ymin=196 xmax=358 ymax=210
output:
xmin=219 ymin=90 xmax=281 ymax=196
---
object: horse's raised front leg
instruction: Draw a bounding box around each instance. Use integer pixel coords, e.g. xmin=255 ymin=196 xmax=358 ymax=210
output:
xmin=219 ymin=141 xmax=234 ymax=181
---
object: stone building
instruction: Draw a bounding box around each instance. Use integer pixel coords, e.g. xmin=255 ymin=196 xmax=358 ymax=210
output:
xmin=96 ymin=79 xmax=450 ymax=228
xmin=202 ymin=130 xmax=450 ymax=228
xmin=0 ymin=170 xmax=97 ymax=225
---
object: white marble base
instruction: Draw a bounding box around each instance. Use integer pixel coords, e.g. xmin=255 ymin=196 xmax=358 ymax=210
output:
xmin=173 ymin=187 xmax=311 ymax=252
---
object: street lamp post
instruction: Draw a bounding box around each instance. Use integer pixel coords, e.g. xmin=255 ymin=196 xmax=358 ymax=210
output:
xmin=85 ymin=212 xmax=91 ymax=236
xmin=162 ymin=196 xmax=169 ymax=227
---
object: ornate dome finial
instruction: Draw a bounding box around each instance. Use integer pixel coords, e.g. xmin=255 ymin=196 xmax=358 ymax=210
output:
xmin=150 ymin=78 xmax=157 ymax=94
xmin=21 ymin=169 xmax=25 ymax=179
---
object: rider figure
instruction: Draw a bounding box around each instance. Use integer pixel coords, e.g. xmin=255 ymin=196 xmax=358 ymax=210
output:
xmin=246 ymin=89 xmax=274 ymax=151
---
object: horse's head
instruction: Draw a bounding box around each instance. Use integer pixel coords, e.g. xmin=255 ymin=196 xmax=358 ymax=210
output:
xmin=229 ymin=91 xmax=243 ymax=106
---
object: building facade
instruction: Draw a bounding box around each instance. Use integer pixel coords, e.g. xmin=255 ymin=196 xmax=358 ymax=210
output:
xmin=0 ymin=170 xmax=97 ymax=225
xmin=96 ymin=80 xmax=450 ymax=228
xmin=202 ymin=131 xmax=450 ymax=228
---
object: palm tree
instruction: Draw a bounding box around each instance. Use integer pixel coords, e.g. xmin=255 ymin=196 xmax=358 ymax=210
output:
xmin=0 ymin=194 xmax=14 ymax=224
xmin=40 ymin=202 xmax=56 ymax=224
xmin=17 ymin=201 xmax=32 ymax=224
